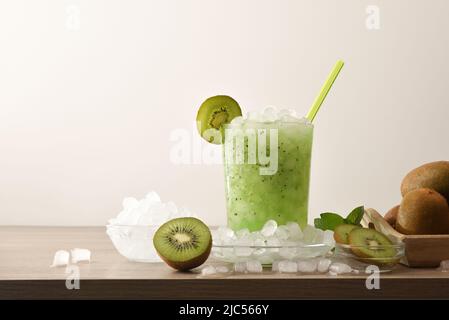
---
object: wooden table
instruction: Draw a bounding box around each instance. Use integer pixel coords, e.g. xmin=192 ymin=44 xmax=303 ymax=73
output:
xmin=0 ymin=226 xmax=448 ymax=299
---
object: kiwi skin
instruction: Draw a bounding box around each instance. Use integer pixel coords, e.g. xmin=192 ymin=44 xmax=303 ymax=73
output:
xmin=396 ymin=188 xmax=449 ymax=235
xmin=159 ymin=241 xmax=212 ymax=272
xmin=401 ymin=161 xmax=449 ymax=203
xmin=384 ymin=205 xmax=399 ymax=228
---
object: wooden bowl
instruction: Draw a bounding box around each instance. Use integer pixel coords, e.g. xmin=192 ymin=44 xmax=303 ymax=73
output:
xmin=363 ymin=208 xmax=449 ymax=267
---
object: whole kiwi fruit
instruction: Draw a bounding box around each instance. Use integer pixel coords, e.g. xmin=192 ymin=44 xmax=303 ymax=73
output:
xmin=384 ymin=205 xmax=399 ymax=228
xmin=401 ymin=161 xmax=449 ymax=202
xmin=396 ymin=188 xmax=449 ymax=235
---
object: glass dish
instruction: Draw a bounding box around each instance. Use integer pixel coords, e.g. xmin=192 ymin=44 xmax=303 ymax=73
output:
xmin=106 ymin=225 xmax=161 ymax=262
xmin=212 ymin=242 xmax=332 ymax=265
xmin=333 ymin=242 xmax=405 ymax=272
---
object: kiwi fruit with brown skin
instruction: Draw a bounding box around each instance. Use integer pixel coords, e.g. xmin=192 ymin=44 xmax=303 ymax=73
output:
xmin=384 ymin=205 xmax=399 ymax=228
xmin=153 ymin=217 xmax=212 ymax=271
xmin=401 ymin=161 xmax=449 ymax=202
xmin=396 ymin=188 xmax=449 ymax=235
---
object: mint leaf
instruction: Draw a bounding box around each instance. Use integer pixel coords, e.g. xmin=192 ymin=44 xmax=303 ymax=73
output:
xmin=314 ymin=212 xmax=345 ymax=231
xmin=345 ymin=206 xmax=364 ymax=225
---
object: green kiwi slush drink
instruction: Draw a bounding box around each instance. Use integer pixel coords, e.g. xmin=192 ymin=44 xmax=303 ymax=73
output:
xmin=195 ymin=61 xmax=344 ymax=232
xmin=223 ymin=116 xmax=313 ymax=231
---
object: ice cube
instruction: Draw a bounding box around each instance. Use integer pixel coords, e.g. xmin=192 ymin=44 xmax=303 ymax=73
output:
xmin=253 ymin=238 xmax=267 ymax=255
xmin=234 ymin=237 xmax=253 ymax=256
xmin=50 ymin=250 xmax=70 ymax=267
xmin=279 ymin=242 xmax=297 ymax=260
xmin=122 ymin=197 xmax=139 ymax=210
xmin=272 ymin=260 xmax=280 ymax=272
xmin=440 ymin=260 xmax=449 ymax=271
xmin=278 ymin=260 xmax=297 ymax=273
xmin=70 ymin=248 xmax=91 ymax=264
xmin=286 ymin=222 xmax=303 ymax=240
xmin=322 ymin=230 xmax=335 ymax=246
xmin=278 ymin=109 xmax=298 ymax=119
xmin=230 ymin=116 xmax=244 ymax=126
xmin=262 ymin=106 xmax=279 ymax=122
xmin=246 ymin=260 xmax=263 ymax=273
xmin=329 ymin=263 xmax=352 ymax=274
xmin=274 ymin=225 xmax=289 ymax=240
xmin=247 ymin=111 xmax=262 ymax=122
xmin=234 ymin=262 xmax=247 ymax=273
xmin=297 ymin=259 xmax=317 ymax=273
xmin=261 ymin=220 xmax=278 ymax=237
xmin=236 ymin=228 xmax=250 ymax=238
xmin=317 ymin=258 xmax=332 ymax=273
xmin=303 ymin=225 xmax=321 ymax=244
xmin=145 ymin=191 xmax=161 ymax=203
xmin=216 ymin=265 xmax=230 ymax=273
xmin=201 ymin=265 xmax=217 ymax=276
xmin=215 ymin=226 xmax=236 ymax=244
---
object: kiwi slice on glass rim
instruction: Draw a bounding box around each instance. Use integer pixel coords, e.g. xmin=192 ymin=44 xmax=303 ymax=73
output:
xmin=196 ymin=95 xmax=242 ymax=144
xmin=153 ymin=217 xmax=212 ymax=271
xmin=348 ymin=228 xmax=397 ymax=265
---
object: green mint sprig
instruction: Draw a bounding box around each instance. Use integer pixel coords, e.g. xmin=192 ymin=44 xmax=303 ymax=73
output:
xmin=314 ymin=206 xmax=364 ymax=231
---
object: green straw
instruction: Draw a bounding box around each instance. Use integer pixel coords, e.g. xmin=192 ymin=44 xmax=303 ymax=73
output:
xmin=306 ymin=60 xmax=344 ymax=122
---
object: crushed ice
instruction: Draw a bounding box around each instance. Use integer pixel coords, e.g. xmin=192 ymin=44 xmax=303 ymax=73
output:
xmin=228 ymin=106 xmax=310 ymax=126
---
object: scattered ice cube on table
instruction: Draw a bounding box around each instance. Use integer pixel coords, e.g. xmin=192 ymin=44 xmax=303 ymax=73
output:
xmin=50 ymin=250 xmax=70 ymax=267
xmin=317 ymin=258 xmax=332 ymax=273
xmin=201 ymin=265 xmax=217 ymax=276
xmin=329 ymin=262 xmax=352 ymax=275
xmin=234 ymin=262 xmax=247 ymax=273
xmin=278 ymin=260 xmax=297 ymax=273
xmin=286 ymin=222 xmax=303 ymax=240
xmin=440 ymin=260 xmax=449 ymax=271
xmin=246 ymin=260 xmax=263 ymax=273
xmin=272 ymin=261 xmax=280 ymax=272
xmin=70 ymin=248 xmax=91 ymax=264
xmin=297 ymin=259 xmax=318 ymax=273
xmin=261 ymin=220 xmax=278 ymax=237
xmin=216 ymin=266 xmax=230 ymax=273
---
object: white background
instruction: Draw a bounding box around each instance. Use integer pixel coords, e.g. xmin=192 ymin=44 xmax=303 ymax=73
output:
xmin=0 ymin=0 xmax=448 ymax=226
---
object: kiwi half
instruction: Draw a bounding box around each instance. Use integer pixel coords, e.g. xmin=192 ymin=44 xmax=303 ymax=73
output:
xmin=153 ymin=217 xmax=212 ymax=271
xmin=334 ymin=224 xmax=360 ymax=244
xmin=348 ymin=228 xmax=396 ymax=265
xmin=196 ymin=95 xmax=242 ymax=144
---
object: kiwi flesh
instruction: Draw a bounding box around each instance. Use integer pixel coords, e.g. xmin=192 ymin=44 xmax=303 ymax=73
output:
xmin=334 ymin=224 xmax=360 ymax=244
xmin=401 ymin=161 xmax=449 ymax=203
xmin=153 ymin=217 xmax=212 ymax=271
xmin=348 ymin=228 xmax=395 ymax=263
xmin=196 ymin=95 xmax=242 ymax=144
xmin=396 ymin=188 xmax=449 ymax=235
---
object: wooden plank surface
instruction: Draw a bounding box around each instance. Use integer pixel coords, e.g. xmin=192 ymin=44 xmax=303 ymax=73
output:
xmin=0 ymin=226 xmax=448 ymax=299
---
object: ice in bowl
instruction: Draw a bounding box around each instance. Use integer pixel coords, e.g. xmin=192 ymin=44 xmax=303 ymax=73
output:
xmin=106 ymin=191 xmax=195 ymax=262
